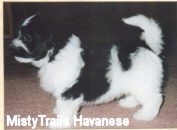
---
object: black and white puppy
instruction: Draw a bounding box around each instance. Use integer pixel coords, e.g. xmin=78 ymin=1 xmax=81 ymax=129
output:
xmin=10 ymin=8 xmax=165 ymax=128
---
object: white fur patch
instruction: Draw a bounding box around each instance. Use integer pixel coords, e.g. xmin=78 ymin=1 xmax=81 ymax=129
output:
xmin=14 ymin=56 xmax=34 ymax=63
xmin=22 ymin=15 xmax=36 ymax=26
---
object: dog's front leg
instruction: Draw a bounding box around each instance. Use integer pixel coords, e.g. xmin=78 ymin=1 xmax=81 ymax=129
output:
xmin=49 ymin=96 xmax=83 ymax=129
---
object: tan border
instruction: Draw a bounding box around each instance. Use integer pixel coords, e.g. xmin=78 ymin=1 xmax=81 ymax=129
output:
xmin=2 ymin=0 xmax=177 ymax=2
xmin=1 ymin=1 xmax=4 ymax=130
xmin=3 ymin=129 xmax=177 ymax=130
xmin=2 ymin=128 xmax=177 ymax=130
xmin=1 ymin=1 xmax=177 ymax=130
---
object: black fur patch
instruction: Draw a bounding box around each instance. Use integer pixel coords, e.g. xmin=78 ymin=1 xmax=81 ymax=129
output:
xmin=62 ymin=43 xmax=111 ymax=101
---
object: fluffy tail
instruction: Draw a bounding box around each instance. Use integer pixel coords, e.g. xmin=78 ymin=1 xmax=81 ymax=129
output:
xmin=122 ymin=14 xmax=164 ymax=55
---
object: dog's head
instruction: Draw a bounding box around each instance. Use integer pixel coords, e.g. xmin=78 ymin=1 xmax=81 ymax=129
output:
xmin=10 ymin=14 xmax=54 ymax=67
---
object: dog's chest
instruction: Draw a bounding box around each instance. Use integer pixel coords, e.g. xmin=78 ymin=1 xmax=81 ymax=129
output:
xmin=38 ymin=42 xmax=84 ymax=97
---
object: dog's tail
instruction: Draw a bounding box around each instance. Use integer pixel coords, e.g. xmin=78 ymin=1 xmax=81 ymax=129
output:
xmin=122 ymin=14 xmax=164 ymax=55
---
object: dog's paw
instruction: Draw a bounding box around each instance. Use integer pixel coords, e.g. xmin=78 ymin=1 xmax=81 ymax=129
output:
xmin=48 ymin=119 xmax=71 ymax=129
xmin=53 ymin=107 xmax=60 ymax=115
xmin=133 ymin=109 xmax=155 ymax=121
xmin=119 ymin=96 xmax=138 ymax=108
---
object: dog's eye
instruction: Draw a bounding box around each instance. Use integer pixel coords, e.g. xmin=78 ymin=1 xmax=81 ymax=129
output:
xmin=23 ymin=34 xmax=32 ymax=42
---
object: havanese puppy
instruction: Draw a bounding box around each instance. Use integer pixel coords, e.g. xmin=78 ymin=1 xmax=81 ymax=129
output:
xmin=10 ymin=6 xmax=165 ymax=128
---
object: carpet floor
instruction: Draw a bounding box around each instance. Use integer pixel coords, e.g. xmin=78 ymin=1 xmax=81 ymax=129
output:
xmin=4 ymin=43 xmax=177 ymax=129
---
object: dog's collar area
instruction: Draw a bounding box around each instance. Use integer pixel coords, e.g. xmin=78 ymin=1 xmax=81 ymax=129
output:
xmin=32 ymin=48 xmax=55 ymax=68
